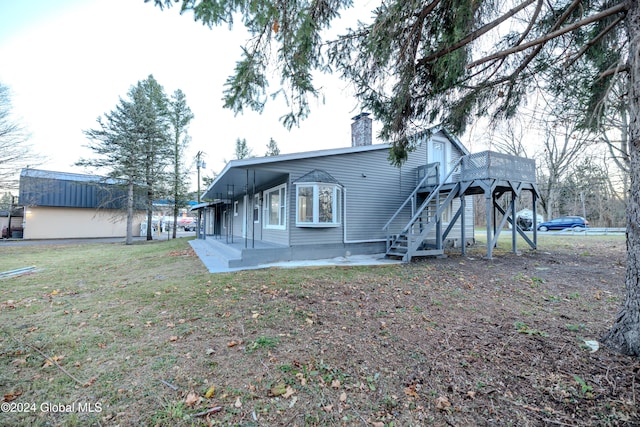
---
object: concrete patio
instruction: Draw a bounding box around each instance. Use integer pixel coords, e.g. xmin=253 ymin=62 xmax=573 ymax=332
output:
xmin=189 ymin=236 xmax=402 ymax=273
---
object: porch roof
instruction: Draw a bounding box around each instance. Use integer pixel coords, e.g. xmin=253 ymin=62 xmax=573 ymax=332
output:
xmin=202 ymin=143 xmax=391 ymax=201
xmin=203 ymin=168 xmax=289 ymax=201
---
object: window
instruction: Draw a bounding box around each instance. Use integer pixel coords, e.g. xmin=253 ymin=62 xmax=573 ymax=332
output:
xmin=295 ymin=183 xmax=342 ymax=227
xmin=264 ymin=184 xmax=286 ymax=229
xmin=233 ymin=201 xmax=239 ymax=216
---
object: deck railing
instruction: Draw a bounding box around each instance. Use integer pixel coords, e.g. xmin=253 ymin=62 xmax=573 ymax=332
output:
xmin=460 ymin=151 xmax=536 ymax=183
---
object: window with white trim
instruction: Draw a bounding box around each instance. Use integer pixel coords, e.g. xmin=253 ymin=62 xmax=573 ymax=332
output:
xmin=296 ymin=183 xmax=342 ymax=227
xmin=233 ymin=201 xmax=239 ymax=216
xmin=264 ymin=184 xmax=286 ymax=229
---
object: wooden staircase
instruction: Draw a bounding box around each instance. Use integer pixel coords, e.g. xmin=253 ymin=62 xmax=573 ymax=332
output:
xmin=383 ymin=160 xmax=462 ymax=262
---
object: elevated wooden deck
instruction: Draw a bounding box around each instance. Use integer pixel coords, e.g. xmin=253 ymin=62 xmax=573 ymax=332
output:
xmin=385 ymin=151 xmax=539 ymax=260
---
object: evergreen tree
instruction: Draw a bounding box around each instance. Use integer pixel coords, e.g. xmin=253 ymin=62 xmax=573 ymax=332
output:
xmin=133 ymin=76 xmax=172 ymax=241
xmin=168 ymin=89 xmax=194 ymax=239
xmin=78 ymin=75 xmax=173 ymax=244
xmin=234 ymin=137 xmax=253 ymax=159
xmin=265 ymin=137 xmax=280 ymax=156
xmin=150 ymin=0 xmax=640 ymax=355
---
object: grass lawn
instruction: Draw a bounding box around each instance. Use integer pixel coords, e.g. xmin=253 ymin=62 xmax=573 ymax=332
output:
xmin=0 ymin=234 xmax=637 ymax=426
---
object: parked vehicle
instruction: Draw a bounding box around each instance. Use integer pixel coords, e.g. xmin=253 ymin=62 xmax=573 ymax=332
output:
xmin=177 ymin=216 xmax=196 ymax=231
xmin=537 ymin=216 xmax=589 ymax=231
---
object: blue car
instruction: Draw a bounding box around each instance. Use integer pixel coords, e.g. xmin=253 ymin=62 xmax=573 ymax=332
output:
xmin=537 ymin=216 xmax=589 ymax=231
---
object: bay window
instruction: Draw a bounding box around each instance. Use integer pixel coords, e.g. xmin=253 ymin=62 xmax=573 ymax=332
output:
xmin=296 ymin=183 xmax=342 ymax=227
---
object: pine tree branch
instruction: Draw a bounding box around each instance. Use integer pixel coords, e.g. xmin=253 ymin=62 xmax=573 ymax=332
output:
xmin=416 ymin=0 xmax=537 ymax=68
xmin=513 ymin=0 xmax=545 ymax=47
xmin=564 ymin=15 xmax=625 ymax=69
xmin=600 ymin=63 xmax=631 ymax=79
xmin=468 ymin=2 xmax=629 ymax=69
xmin=400 ymin=0 xmax=441 ymax=64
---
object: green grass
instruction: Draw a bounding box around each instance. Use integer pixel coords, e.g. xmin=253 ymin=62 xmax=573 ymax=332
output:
xmin=0 ymin=234 xmax=633 ymax=426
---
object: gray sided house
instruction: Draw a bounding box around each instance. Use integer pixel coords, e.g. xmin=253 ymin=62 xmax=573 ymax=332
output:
xmin=192 ymin=117 xmax=538 ymax=270
xmin=18 ymin=169 xmax=145 ymax=240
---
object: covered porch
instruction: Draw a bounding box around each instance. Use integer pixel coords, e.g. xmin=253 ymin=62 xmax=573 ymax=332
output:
xmin=189 ymin=236 xmax=401 ymax=273
xmin=189 ymin=235 xmax=291 ymax=272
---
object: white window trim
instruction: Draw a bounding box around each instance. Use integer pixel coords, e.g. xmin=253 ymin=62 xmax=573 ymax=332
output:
xmin=263 ymin=184 xmax=287 ymax=230
xmin=295 ymin=182 xmax=342 ymax=228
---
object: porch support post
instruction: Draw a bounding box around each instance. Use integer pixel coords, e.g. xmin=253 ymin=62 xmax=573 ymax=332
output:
xmin=245 ymin=169 xmax=249 ymax=249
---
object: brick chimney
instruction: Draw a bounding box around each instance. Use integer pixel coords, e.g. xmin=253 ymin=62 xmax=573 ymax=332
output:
xmin=351 ymin=112 xmax=372 ymax=147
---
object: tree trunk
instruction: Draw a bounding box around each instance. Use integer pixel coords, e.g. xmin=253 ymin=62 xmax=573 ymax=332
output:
xmin=125 ymin=181 xmax=134 ymax=245
xmin=173 ymin=204 xmax=178 ymax=239
xmin=146 ymin=196 xmax=153 ymax=241
xmin=146 ymin=181 xmax=153 ymax=241
xmin=603 ymin=0 xmax=640 ymax=355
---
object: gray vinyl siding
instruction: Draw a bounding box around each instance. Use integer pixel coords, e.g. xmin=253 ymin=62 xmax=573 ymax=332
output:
xmin=277 ymin=148 xmax=408 ymax=246
xmin=224 ymin=129 xmax=474 ymax=248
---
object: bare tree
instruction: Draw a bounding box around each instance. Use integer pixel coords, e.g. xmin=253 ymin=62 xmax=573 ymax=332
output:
xmin=0 ymin=83 xmax=38 ymax=189
xmin=535 ymin=119 xmax=592 ymax=220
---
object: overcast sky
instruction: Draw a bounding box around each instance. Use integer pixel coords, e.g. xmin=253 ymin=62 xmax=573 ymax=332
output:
xmin=0 ymin=0 xmax=389 ymax=188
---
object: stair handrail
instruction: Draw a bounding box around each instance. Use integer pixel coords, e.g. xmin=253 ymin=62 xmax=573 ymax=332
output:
xmin=382 ymin=163 xmax=439 ymax=232
xmin=400 ymin=157 xmax=464 ymax=235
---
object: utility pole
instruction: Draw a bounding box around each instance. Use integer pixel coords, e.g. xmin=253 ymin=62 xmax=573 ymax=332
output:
xmin=196 ymin=151 xmax=206 ymax=203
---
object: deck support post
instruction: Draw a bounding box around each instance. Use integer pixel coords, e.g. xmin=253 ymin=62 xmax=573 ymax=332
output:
xmin=532 ymin=189 xmax=538 ymax=249
xmin=486 ymin=191 xmax=493 ymax=259
xmin=512 ymin=191 xmax=517 ymax=254
xmin=461 ymin=194 xmax=466 ymax=256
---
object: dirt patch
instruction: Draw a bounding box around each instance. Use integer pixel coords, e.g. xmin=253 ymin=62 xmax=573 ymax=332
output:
xmin=158 ymin=238 xmax=637 ymax=426
xmin=168 ymin=247 xmax=198 ymax=258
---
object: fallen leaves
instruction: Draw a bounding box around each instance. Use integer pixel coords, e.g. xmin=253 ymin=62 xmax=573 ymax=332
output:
xmin=3 ymin=391 xmax=22 ymax=402
xmin=269 ymin=383 xmax=287 ymax=397
xmin=435 ymin=395 xmax=451 ymax=411
xmin=1 ymin=299 xmax=17 ymax=309
xmin=185 ymin=391 xmax=200 ymax=407
xmin=282 ymin=386 xmax=295 ymax=399
xmin=42 ymin=355 xmax=64 ymax=368
xmin=404 ymin=384 xmax=419 ymax=398
xmin=204 ymin=385 xmax=216 ymax=398
xmin=12 ymin=356 xmax=28 ymax=367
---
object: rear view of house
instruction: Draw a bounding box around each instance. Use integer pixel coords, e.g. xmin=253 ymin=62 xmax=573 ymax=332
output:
xmin=191 ymin=116 xmax=537 ymax=270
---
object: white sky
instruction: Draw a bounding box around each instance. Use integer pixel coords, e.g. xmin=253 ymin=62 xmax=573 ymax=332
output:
xmin=0 ymin=0 xmax=386 ymax=189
